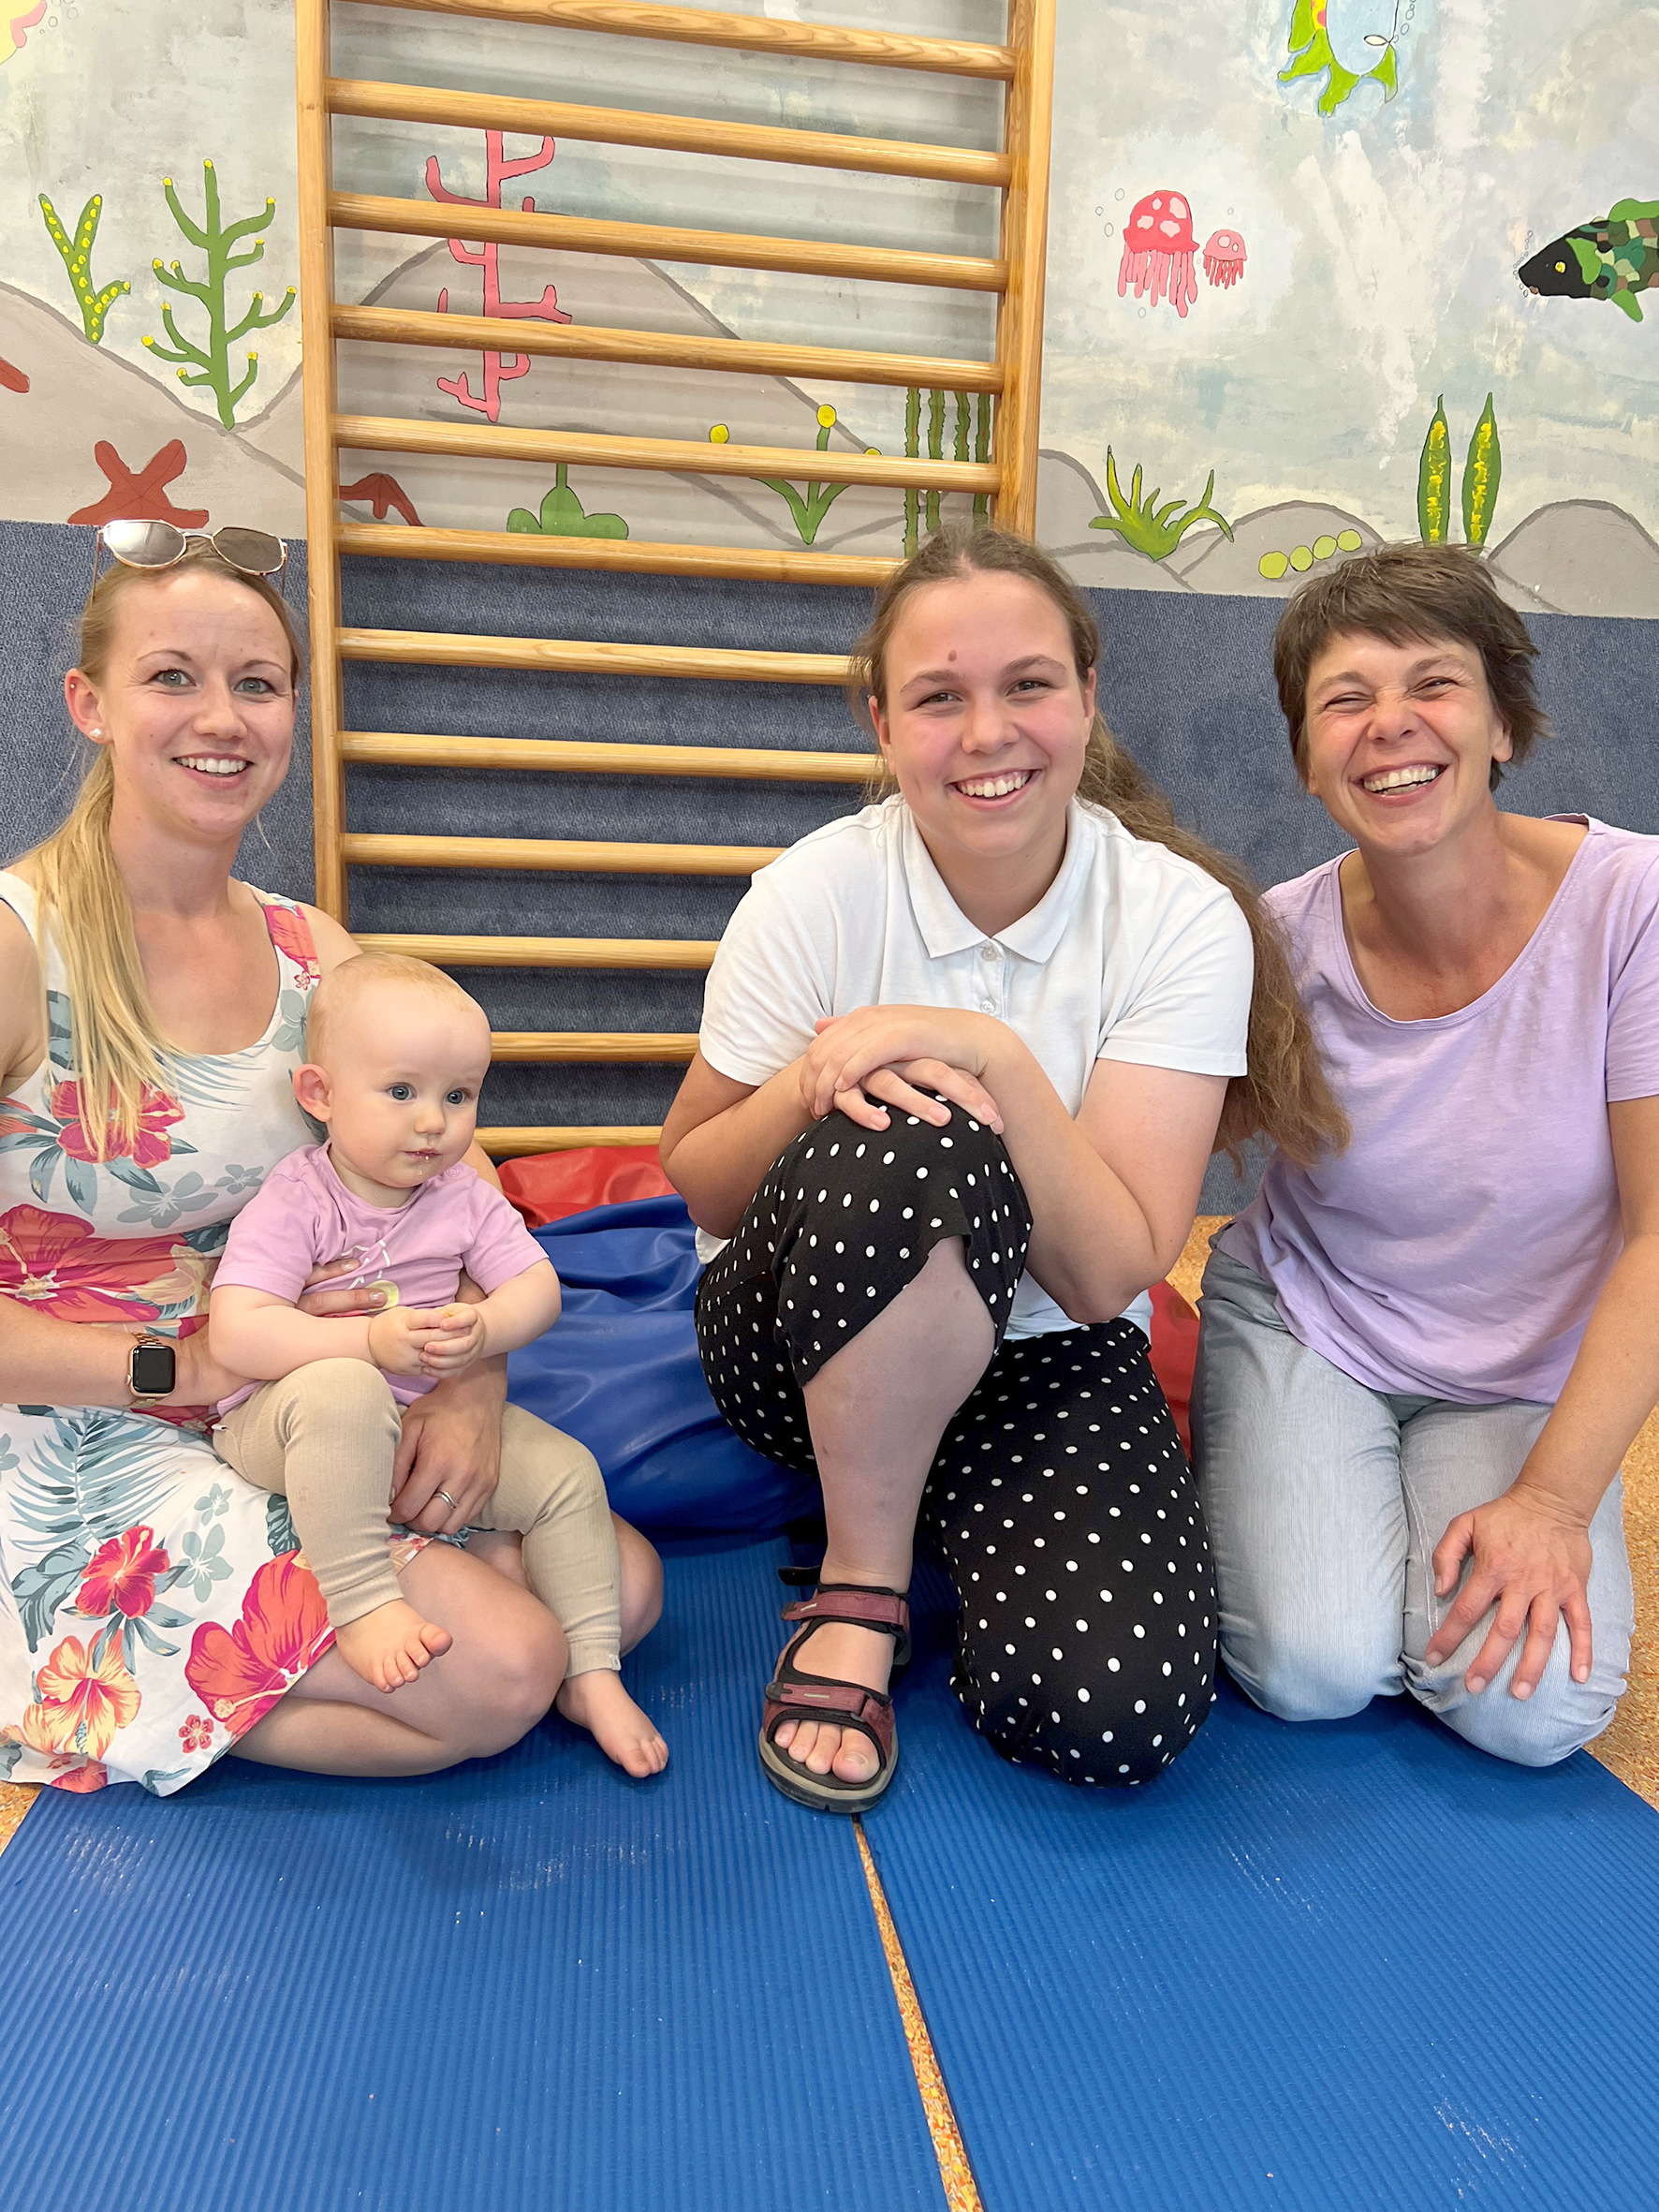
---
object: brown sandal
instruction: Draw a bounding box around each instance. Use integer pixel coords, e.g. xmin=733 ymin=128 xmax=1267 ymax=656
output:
xmin=757 ymin=1571 xmax=912 ymax=1816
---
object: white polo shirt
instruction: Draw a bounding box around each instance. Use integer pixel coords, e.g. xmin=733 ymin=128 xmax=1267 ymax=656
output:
xmin=697 ymin=796 xmax=1253 ymax=1340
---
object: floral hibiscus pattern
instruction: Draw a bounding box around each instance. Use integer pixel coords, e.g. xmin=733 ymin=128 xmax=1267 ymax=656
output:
xmin=0 ymin=891 xmax=355 ymax=1795
xmin=50 ymin=1076 xmax=184 ymax=1169
xmin=184 ymin=1555 xmax=333 ymax=1739
xmin=0 ymin=1202 xmax=203 ymax=1322
xmin=78 ymin=1525 xmax=170 ymax=1617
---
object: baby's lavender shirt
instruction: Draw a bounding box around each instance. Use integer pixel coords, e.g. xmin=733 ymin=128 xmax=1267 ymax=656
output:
xmin=1220 ymin=819 xmax=1659 ymax=1405
xmin=213 ymin=1144 xmax=547 ymax=1406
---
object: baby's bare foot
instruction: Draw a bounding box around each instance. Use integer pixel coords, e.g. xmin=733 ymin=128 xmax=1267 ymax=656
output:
xmin=333 ymin=1600 xmax=452 ymax=1694
xmin=556 ymin=1668 xmax=668 ymax=1777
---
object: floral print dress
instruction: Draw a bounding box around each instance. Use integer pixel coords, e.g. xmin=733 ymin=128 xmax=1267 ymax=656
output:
xmin=0 ymin=875 xmax=417 ymax=1795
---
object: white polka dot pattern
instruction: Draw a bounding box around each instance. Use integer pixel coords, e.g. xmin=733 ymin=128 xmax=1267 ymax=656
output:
xmin=694 ymin=1106 xmax=1218 ymax=1789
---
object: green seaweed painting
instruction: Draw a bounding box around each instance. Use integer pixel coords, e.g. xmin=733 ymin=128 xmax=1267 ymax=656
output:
xmin=1281 ymin=0 xmax=1402 ymax=118
xmin=709 ymin=406 xmax=873 ymax=547
xmin=37 ymin=192 xmax=129 ymax=345
xmin=507 ymin=465 xmax=629 ymax=539
xmin=1417 ymin=394 xmax=1502 ymax=546
xmin=903 ymin=387 xmax=992 ymax=553
xmin=1090 ymin=450 xmax=1232 ymax=561
xmin=143 ymin=162 xmax=296 ymax=429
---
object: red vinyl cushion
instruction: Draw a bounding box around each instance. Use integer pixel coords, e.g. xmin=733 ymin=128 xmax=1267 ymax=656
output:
xmin=500 ymin=1144 xmax=675 ymax=1228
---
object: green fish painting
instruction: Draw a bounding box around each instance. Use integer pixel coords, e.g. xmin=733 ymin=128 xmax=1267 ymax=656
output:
xmin=1518 ymin=199 xmax=1659 ymax=324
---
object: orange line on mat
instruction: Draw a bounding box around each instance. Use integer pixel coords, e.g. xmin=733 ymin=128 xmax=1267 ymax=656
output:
xmin=855 ymin=1819 xmax=983 ymax=2212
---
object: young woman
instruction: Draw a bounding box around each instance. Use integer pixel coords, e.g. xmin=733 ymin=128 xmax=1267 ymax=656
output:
xmin=660 ymin=527 xmax=1343 ymax=1812
xmin=1196 ymin=541 xmax=1651 ymax=1765
xmin=0 ymin=529 xmax=660 ymax=1793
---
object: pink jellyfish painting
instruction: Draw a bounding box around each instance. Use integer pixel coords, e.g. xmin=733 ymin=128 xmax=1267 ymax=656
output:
xmin=1203 ymin=229 xmax=1247 ymax=289
xmin=1118 ymin=190 xmax=1199 ymax=317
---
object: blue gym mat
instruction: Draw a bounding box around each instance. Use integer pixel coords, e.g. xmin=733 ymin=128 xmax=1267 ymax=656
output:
xmin=871 ymin=1567 xmax=1659 ymax=2212
xmin=0 ymin=1543 xmax=944 ymax=2212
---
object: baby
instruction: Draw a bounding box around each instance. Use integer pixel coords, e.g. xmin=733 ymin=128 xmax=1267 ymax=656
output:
xmin=209 ymin=952 xmax=667 ymax=1777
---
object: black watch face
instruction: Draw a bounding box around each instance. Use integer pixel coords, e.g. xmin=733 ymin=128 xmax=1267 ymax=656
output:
xmin=131 ymin=1342 xmax=175 ymax=1396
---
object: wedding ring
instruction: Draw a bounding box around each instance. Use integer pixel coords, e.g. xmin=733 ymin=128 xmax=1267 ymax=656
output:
xmin=435 ymin=1489 xmax=458 ymax=1511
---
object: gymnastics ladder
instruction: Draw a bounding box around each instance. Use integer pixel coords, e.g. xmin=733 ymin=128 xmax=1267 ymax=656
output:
xmin=295 ymin=0 xmax=1058 ymax=1155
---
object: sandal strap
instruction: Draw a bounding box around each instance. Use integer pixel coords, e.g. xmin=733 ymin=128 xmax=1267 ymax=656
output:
xmin=780 ymin=1584 xmax=908 ymax=1634
xmin=780 ymin=1582 xmax=911 ymax=1669
xmin=762 ymin=1673 xmax=895 ymax=1773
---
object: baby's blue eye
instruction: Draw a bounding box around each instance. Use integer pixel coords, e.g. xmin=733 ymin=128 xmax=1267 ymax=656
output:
xmin=445 ymin=1088 xmax=469 ymax=1106
xmin=388 ymin=1083 xmax=414 ymax=1101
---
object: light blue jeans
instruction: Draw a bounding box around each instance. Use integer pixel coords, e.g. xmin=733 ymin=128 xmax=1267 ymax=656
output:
xmin=1193 ymin=1247 xmax=1634 ymax=1767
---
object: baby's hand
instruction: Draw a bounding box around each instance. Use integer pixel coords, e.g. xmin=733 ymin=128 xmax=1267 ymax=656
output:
xmin=415 ymin=1304 xmax=486 ymax=1377
xmin=366 ymin=1305 xmax=456 ymax=1377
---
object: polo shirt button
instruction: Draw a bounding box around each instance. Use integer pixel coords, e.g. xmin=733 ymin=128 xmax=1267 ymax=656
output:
xmin=979 ymin=943 xmax=997 ymax=961
xmin=978 ymin=998 xmax=995 ymax=1012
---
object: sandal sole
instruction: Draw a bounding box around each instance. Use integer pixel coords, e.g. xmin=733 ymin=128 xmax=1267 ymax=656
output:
xmin=757 ymin=1727 xmax=898 ymax=1817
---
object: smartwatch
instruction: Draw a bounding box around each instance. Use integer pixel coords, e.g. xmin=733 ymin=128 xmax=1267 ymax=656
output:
xmin=127 ymin=1334 xmax=177 ymax=1406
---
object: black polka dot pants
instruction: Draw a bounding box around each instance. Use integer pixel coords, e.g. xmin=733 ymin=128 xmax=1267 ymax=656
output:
xmin=918 ymin=1325 xmax=1215 ymax=1785
xmin=696 ymin=1106 xmax=1217 ymax=1788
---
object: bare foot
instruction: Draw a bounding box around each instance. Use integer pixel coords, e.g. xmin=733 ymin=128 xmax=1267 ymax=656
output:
xmin=556 ymin=1668 xmax=668 ymax=1777
xmin=332 ymin=1600 xmax=452 ymax=1693
xmin=772 ymin=1619 xmax=894 ymax=1786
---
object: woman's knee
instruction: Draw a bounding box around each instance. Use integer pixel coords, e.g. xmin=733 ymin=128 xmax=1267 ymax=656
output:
xmin=614 ymin=1514 xmax=663 ymax=1653
xmin=960 ymin=1628 xmax=1213 ymax=1786
xmin=476 ymin=1619 xmax=567 ymax=1754
xmin=1412 ymin=1640 xmax=1622 ymax=1768
xmin=778 ymin=1106 xmax=1026 ymax=1265
xmin=446 ymin=1590 xmax=567 ymax=1756
xmin=1224 ymin=1615 xmax=1399 ymax=1724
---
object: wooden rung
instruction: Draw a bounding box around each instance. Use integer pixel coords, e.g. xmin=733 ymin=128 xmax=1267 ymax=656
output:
xmin=491 ymin=1031 xmax=697 ymax=1062
xmin=335 ymin=413 xmax=997 ymax=495
xmin=328 ymin=78 xmax=1009 ymax=188
xmin=477 ymin=1124 xmax=664 ymax=1156
xmin=343 ymin=831 xmax=780 ymax=875
xmin=337 ymin=627 xmax=850 ymax=685
xmin=351 ymin=1 xmax=1015 ymax=81
xmin=337 ymin=524 xmax=901 ymax=588
xmin=330 ymin=192 xmax=1007 ymax=295
xmin=355 ymin=931 xmax=718 ymax=967
xmin=331 ymin=303 xmax=1003 ymax=394
xmin=342 ymin=731 xmax=874 ymax=784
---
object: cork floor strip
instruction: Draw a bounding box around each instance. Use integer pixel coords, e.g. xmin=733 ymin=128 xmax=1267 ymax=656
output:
xmin=0 ymin=1779 xmax=37 ymax=1850
xmin=856 ymin=1819 xmax=983 ymax=2212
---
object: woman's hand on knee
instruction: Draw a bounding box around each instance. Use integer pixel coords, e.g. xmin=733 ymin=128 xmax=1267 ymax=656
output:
xmin=803 ymin=1010 xmax=1004 ymax=1133
xmin=389 ymin=1362 xmax=506 ymax=1535
xmin=1425 ymin=1488 xmax=1594 ymax=1698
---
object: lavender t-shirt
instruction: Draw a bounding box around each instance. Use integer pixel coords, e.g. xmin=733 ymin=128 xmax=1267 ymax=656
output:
xmin=1220 ymin=819 xmax=1659 ymax=1405
xmin=213 ymin=1145 xmax=547 ymax=1406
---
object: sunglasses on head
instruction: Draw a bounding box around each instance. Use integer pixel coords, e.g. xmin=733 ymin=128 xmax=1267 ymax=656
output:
xmin=97 ymin=521 xmax=287 ymax=579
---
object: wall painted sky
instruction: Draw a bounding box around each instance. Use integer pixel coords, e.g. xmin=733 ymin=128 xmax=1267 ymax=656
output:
xmin=3 ymin=0 xmax=1653 ymax=553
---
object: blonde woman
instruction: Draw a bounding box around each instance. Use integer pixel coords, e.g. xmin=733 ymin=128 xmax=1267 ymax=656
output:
xmin=0 ymin=528 xmax=660 ymax=1793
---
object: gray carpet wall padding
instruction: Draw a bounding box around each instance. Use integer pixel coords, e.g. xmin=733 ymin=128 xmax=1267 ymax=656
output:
xmin=5 ymin=520 xmax=1655 ymax=1201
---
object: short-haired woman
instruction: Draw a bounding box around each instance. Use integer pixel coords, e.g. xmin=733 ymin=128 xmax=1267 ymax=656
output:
xmin=661 ymin=526 xmax=1344 ymax=1811
xmin=0 ymin=531 xmax=659 ymax=1793
xmin=1196 ymin=542 xmax=1650 ymax=1764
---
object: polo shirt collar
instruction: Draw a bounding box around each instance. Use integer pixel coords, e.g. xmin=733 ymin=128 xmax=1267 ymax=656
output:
xmin=901 ymin=801 xmax=1096 ymax=963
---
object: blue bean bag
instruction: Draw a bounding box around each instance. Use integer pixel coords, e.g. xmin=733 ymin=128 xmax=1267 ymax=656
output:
xmin=505 ymin=1196 xmax=821 ymax=1538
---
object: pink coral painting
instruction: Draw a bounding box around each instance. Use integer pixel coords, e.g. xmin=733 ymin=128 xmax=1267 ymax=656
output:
xmin=427 ymin=132 xmax=572 ymax=423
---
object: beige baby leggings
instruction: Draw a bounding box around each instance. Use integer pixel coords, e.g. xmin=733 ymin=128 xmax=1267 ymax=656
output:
xmin=214 ymin=1357 xmax=620 ymax=1675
